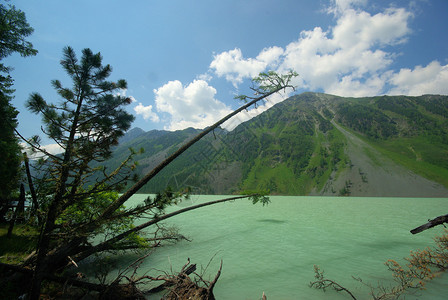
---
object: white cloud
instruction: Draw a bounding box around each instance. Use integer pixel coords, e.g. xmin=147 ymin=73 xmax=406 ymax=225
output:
xmin=325 ymin=73 xmax=387 ymax=97
xmin=279 ymin=6 xmax=412 ymax=96
xmin=155 ymin=1 xmax=446 ymax=131
xmin=21 ymin=143 xmax=64 ymax=160
xmin=208 ymin=4 xmax=414 ymax=98
xmin=154 ymin=80 xmax=232 ymax=131
xmin=134 ymin=103 xmax=160 ymax=122
xmin=43 ymin=143 xmax=64 ymax=155
xmin=222 ymin=91 xmax=290 ymax=130
xmin=210 ymin=47 xmax=284 ymax=87
xmin=388 ymin=61 xmax=448 ymax=96
xmin=115 ymin=88 xmax=137 ymax=102
xmin=257 ymin=46 xmax=284 ymax=66
xmin=327 ymin=0 xmax=368 ymax=15
xmin=332 ymin=8 xmax=411 ymax=49
xmin=197 ymin=72 xmax=213 ymax=82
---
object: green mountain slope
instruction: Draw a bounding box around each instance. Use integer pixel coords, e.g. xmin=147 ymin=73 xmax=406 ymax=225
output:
xmin=111 ymin=93 xmax=448 ymax=197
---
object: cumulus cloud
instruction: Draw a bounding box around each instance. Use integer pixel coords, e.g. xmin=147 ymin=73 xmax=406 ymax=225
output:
xmin=279 ymin=6 xmax=413 ymax=96
xmin=388 ymin=61 xmax=448 ymax=96
xmin=134 ymin=103 xmax=160 ymax=122
xmin=210 ymin=46 xmax=284 ymax=87
xmin=154 ymin=79 xmax=233 ymax=131
xmin=154 ymin=1 xmax=447 ymax=131
xmin=209 ymin=2 xmax=425 ymax=97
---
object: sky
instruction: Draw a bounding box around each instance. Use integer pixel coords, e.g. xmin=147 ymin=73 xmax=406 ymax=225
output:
xmin=5 ymin=0 xmax=448 ymax=151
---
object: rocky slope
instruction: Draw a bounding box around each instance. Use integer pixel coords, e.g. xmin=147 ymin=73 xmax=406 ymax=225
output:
xmin=108 ymin=92 xmax=448 ymax=197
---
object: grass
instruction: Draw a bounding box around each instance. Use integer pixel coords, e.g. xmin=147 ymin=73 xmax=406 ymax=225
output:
xmin=0 ymin=223 xmax=39 ymax=299
xmin=308 ymin=128 xmax=349 ymax=193
xmin=372 ymin=137 xmax=448 ymax=188
xmin=241 ymin=158 xmax=302 ymax=195
xmin=338 ymin=124 xmax=448 ymax=188
xmin=0 ymin=223 xmax=39 ymax=264
xmin=240 ymin=126 xmax=351 ymax=195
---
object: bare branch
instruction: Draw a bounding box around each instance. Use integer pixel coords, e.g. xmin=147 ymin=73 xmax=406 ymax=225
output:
xmin=411 ymin=214 xmax=448 ymax=234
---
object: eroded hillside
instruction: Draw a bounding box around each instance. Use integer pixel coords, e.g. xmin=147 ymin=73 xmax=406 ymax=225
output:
xmin=107 ymin=93 xmax=448 ymax=197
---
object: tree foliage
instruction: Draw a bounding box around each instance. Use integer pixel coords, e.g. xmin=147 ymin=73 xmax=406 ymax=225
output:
xmin=234 ymin=70 xmax=298 ymax=103
xmin=0 ymin=91 xmax=21 ymax=205
xmin=20 ymin=52 xmax=297 ymax=298
xmin=0 ymin=1 xmax=37 ymax=221
xmin=26 ymin=46 xmax=137 ymax=298
xmin=0 ymin=1 xmax=38 ymax=93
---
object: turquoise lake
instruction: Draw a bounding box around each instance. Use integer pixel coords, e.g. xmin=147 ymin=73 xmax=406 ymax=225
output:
xmin=109 ymin=195 xmax=448 ymax=299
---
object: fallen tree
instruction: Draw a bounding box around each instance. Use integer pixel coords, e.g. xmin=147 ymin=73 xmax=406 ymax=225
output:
xmin=1 ymin=257 xmax=220 ymax=299
xmin=9 ymin=46 xmax=297 ymax=299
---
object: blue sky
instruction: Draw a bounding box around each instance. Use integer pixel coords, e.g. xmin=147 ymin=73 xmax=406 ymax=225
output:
xmin=5 ymin=0 xmax=448 ymax=151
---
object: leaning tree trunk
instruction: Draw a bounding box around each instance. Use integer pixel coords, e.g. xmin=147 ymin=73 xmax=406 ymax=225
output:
xmin=24 ymin=71 xmax=296 ymax=298
xmin=23 ymin=152 xmax=40 ymax=223
xmin=7 ymin=183 xmax=25 ymax=238
xmin=29 ymin=94 xmax=85 ymax=300
xmin=411 ymin=214 xmax=448 ymax=234
xmin=36 ymin=87 xmax=285 ymax=272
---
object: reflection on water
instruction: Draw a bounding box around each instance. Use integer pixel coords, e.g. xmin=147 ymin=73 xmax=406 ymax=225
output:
xmin=115 ymin=195 xmax=448 ymax=299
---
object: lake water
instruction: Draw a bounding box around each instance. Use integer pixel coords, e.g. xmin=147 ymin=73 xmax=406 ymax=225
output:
xmin=111 ymin=195 xmax=448 ymax=299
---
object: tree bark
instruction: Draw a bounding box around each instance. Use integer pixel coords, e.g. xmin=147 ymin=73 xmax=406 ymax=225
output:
xmin=25 ymin=71 xmax=294 ymax=298
xmin=23 ymin=152 xmax=40 ymax=222
xmin=96 ymin=87 xmax=283 ymax=222
xmin=7 ymin=183 xmax=25 ymax=238
xmin=29 ymin=88 xmax=85 ymax=300
xmin=410 ymin=214 xmax=448 ymax=234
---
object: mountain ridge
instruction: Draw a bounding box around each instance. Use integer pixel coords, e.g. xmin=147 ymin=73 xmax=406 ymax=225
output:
xmin=109 ymin=92 xmax=448 ymax=197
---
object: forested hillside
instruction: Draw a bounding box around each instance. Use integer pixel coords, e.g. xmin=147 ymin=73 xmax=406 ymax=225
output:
xmin=109 ymin=92 xmax=448 ymax=197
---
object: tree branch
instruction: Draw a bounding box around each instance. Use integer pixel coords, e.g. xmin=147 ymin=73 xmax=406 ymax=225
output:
xmin=96 ymin=83 xmax=291 ymax=223
xmin=410 ymin=214 xmax=448 ymax=234
xmin=74 ymin=194 xmax=258 ymax=262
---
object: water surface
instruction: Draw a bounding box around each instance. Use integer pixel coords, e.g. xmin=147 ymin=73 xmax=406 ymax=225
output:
xmin=120 ymin=195 xmax=447 ymax=299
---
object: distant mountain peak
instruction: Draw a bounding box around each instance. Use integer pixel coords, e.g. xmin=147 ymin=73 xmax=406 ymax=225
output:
xmin=119 ymin=127 xmax=146 ymax=144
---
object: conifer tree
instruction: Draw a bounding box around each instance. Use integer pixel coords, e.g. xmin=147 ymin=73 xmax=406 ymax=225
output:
xmin=27 ymin=46 xmax=135 ymax=298
xmin=0 ymin=1 xmax=37 ymax=220
xmin=23 ymin=52 xmax=296 ymax=298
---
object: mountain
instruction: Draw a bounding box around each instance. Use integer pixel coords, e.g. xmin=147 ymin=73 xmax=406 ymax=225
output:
xmin=111 ymin=92 xmax=448 ymax=197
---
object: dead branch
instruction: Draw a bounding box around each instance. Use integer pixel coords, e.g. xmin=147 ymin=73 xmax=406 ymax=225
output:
xmin=144 ymin=258 xmax=221 ymax=300
xmin=309 ymin=265 xmax=357 ymax=300
xmin=146 ymin=259 xmax=198 ymax=294
xmin=207 ymin=259 xmax=222 ymax=295
xmin=410 ymin=214 xmax=448 ymax=234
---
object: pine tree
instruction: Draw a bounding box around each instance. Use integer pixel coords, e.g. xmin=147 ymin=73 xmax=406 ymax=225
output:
xmin=24 ymin=63 xmax=296 ymax=298
xmin=27 ymin=46 xmax=135 ymax=298
xmin=0 ymin=91 xmax=21 ymax=221
xmin=0 ymin=1 xmax=37 ymax=221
